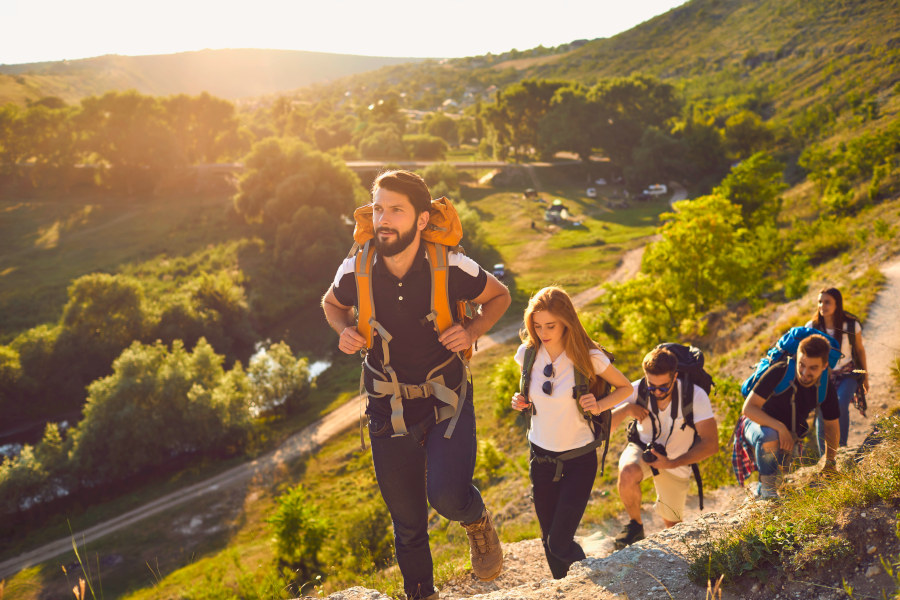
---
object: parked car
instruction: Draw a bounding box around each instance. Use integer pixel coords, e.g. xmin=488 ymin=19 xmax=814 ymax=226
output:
xmin=586 ymin=187 xmax=598 ymax=198
xmin=642 ymin=184 xmax=668 ymax=195
xmin=492 ymin=263 xmax=506 ymax=280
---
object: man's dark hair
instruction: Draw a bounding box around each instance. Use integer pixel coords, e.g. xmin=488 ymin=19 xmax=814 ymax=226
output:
xmin=799 ymin=334 xmax=831 ymax=361
xmin=642 ymin=347 xmax=677 ymax=376
xmin=372 ymin=170 xmax=432 ymax=215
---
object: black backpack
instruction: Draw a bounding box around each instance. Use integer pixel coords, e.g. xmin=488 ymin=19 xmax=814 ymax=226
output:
xmin=629 ymin=342 xmax=713 ymax=509
xmin=520 ymin=344 xmax=614 ymax=482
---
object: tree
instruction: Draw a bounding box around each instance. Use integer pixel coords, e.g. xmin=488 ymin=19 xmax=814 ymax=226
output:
xmin=162 ymin=92 xmax=247 ymax=163
xmin=274 ymin=205 xmax=351 ymax=283
xmin=358 ymin=126 xmax=406 ymax=160
xmin=76 ymin=90 xmax=181 ymax=193
xmin=488 ymin=79 xmax=567 ymax=159
xmin=57 ymin=273 xmax=146 ymax=379
xmin=723 ymin=110 xmax=774 ymax=161
xmin=404 ymin=134 xmax=448 ymax=160
xmin=268 ymin=485 xmax=332 ymax=577
xmin=607 ymin=194 xmax=754 ymax=343
xmin=422 ymin=112 xmax=459 ymax=146
xmin=590 ymin=75 xmax=681 ymax=173
xmin=625 ymin=127 xmax=684 ymax=187
xmin=70 ymin=339 xmax=251 ymax=484
xmin=233 ymin=137 xmax=366 ymax=226
xmin=247 ymin=341 xmax=310 ymax=414
xmin=537 ymin=83 xmax=598 ymax=160
xmin=714 ymin=152 xmax=786 ymax=228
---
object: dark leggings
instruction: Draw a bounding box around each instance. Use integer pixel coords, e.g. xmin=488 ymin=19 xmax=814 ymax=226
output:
xmin=530 ymin=443 xmax=598 ymax=579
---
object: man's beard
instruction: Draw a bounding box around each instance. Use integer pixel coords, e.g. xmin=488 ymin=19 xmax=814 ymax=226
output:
xmin=374 ymin=224 xmax=417 ymax=257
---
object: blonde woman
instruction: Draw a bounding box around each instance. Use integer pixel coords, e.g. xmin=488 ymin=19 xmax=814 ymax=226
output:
xmin=511 ymin=286 xmax=632 ymax=578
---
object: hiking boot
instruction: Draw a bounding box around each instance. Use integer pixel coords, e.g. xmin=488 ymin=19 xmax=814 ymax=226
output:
xmin=461 ymin=508 xmax=503 ymax=581
xmin=613 ymin=519 xmax=645 ymax=550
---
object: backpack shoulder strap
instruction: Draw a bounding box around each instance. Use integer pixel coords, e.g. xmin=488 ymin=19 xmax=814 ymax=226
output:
xmin=636 ymin=378 xmax=651 ymax=410
xmin=423 ymin=241 xmax=454 ymax=335
xmin=354 ymin=240 xmax=377 ymax=349
xmin=520 ymin=345 xmax=537 ymax=399
xmin=679 ymin=376 xmax=696 ymax=432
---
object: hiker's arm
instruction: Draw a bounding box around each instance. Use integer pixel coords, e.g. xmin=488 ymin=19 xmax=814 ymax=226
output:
xmin=822 ymin=417 xmax=839 ymax=464
xmin=853 ymin=331 xmax=869 ymax=392
xmin=438 ymin=273 xmax=510 ymax=353
xmin=650 ymin=417 xmax=719 ymax=470
xmin=579 ymin=363 xmax=633 ymax=415
xmin=610 ymin=402 xmax=649 ymax=431
xmin=322 ymin=287 xmax=366 ymax=355
xmin=742 ymin=392 xmax=793 ymax=452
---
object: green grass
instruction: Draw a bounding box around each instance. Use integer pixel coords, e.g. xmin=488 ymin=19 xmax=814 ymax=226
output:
xmin=0 ymin=191 xmax=244 ymax=344
xmin=462 ymin=187 xmax=666 ymax=298
xmin=686 ymin=415 xmax=900 ymax=587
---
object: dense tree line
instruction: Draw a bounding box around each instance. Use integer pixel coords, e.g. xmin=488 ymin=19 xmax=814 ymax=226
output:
xmin=0 ymin=91 xmax=249 ymax=192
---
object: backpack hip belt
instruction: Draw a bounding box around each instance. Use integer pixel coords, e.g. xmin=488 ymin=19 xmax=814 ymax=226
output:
xmin=365 ymin=353 xmax=469 ymax=439
xmin=531 ymin=443 xmax=602 ymax=482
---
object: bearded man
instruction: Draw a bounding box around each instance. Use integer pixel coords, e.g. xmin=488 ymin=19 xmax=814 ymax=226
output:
xmin=322 ymin=170 xmax=510 ymax=600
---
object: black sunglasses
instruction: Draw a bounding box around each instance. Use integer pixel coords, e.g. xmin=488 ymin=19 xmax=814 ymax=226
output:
xmin=542 ymin=363 xmax=554 ymax=395
xmin=647 ymin=379 xmax=675 ymax=394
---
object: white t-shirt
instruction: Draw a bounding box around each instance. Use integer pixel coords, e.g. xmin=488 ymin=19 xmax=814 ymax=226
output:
xmin=804 ymin=319 xmax=861 ymax=371
xmin=514 ymin=343 xmax=611 ymax=452
xmin=616 ymin=379 xmax=714 ymax=479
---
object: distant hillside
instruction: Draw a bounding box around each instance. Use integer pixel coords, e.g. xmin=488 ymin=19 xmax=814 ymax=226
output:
xmin=0 ymin=48 xmax=426 ymax=104
xmin=318 ymin=0 xmax=899 ymax=122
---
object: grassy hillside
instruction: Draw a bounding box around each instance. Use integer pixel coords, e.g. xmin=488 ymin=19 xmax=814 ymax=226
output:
xmin=0 ymin=49 xmax=426 ymax=105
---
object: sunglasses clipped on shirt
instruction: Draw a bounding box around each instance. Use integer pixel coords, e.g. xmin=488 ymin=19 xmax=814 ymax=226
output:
xmin=541 ymin=363 xmax=554 ymax=395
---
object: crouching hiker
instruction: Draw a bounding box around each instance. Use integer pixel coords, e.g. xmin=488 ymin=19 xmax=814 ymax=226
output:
xmin=610 ymin=346 xmax=719 ymax=549
xmin=321 ymin=170 xmax=511 ymax=599
xmin=509 ymin=286 xmax=632 ymax=579
xmin=735 ymin=333 xmax=840 ymax=500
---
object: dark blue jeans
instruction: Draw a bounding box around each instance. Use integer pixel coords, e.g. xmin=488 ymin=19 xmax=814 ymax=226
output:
xmin=369 ymin=386 xmax=483 ymax=599
xmin=815 ymin=375 xmax=857 ymax=455
xmin=530 ymin=443 xmax=597 ymax=579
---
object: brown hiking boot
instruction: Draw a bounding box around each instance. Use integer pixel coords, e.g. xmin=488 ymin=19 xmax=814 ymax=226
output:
xmin=461 ymin=508 xmax=503 ymax=581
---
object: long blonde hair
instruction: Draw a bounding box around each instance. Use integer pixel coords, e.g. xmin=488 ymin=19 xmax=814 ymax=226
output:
xmin=522 ymin=286 xmax=600 ymax=385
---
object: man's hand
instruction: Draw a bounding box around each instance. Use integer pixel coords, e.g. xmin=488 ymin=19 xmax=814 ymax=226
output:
xmin=511 ymin=393 xmax=532 ymax=412
xmin=644 ymin=448 xmax=677 ymax=470
xmin=338 ymin=326 xmax=367 ymax=355
xmin=775 ymin=422 xmax=794 ymax=453
xmin=438 ymin=323 xmax=474 ymax=353
xmin=624 ymin=403 xmax=650 ymax=421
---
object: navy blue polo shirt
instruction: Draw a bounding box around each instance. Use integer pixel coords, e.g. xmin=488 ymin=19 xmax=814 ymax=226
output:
xmin=751 ymin=362 xmax=839 ymax=437
xmin=331 ymin=243 xmax=487 ymax=425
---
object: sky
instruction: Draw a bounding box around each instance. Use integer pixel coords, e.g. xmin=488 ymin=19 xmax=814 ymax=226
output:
xmin=1 ymin=0 xmax=689 ymax=65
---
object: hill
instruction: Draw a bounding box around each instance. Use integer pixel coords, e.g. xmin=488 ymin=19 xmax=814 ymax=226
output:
xmin=314 ymin=0 xmax=899 ymax=123
xmin=0 ymin=48 xmax=426 ymax=104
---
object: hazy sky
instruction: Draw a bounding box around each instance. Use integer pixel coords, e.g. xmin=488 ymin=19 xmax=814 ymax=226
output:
xmin=1 ymin=0 xmax=689 ymax=65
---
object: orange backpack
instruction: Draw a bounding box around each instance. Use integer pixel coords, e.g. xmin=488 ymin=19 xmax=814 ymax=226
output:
xmin=349 ymin=196 xmax=474 ymax=359
xmin=348 ymin=196 xmax=476 ymax=442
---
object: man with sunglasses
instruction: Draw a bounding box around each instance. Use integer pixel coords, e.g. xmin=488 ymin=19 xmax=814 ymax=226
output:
xmin=609 ymin=347 xmax=719 ymax=549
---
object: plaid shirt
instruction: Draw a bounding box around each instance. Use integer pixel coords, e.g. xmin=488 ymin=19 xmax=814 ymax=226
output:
xmin=731 ymin=415 xmax=757 ymax=486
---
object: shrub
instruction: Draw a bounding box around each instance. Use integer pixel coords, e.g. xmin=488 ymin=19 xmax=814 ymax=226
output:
xmin=268 ymin=484 xmax=332 ymax=577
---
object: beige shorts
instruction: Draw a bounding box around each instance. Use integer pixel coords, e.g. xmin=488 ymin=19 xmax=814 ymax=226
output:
xmin=619 ymin=443 xmax=691 ymax=523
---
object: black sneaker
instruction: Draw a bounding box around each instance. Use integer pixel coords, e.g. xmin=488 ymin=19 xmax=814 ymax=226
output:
xmin=614 ymin=519 xmax=644 ymax=550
